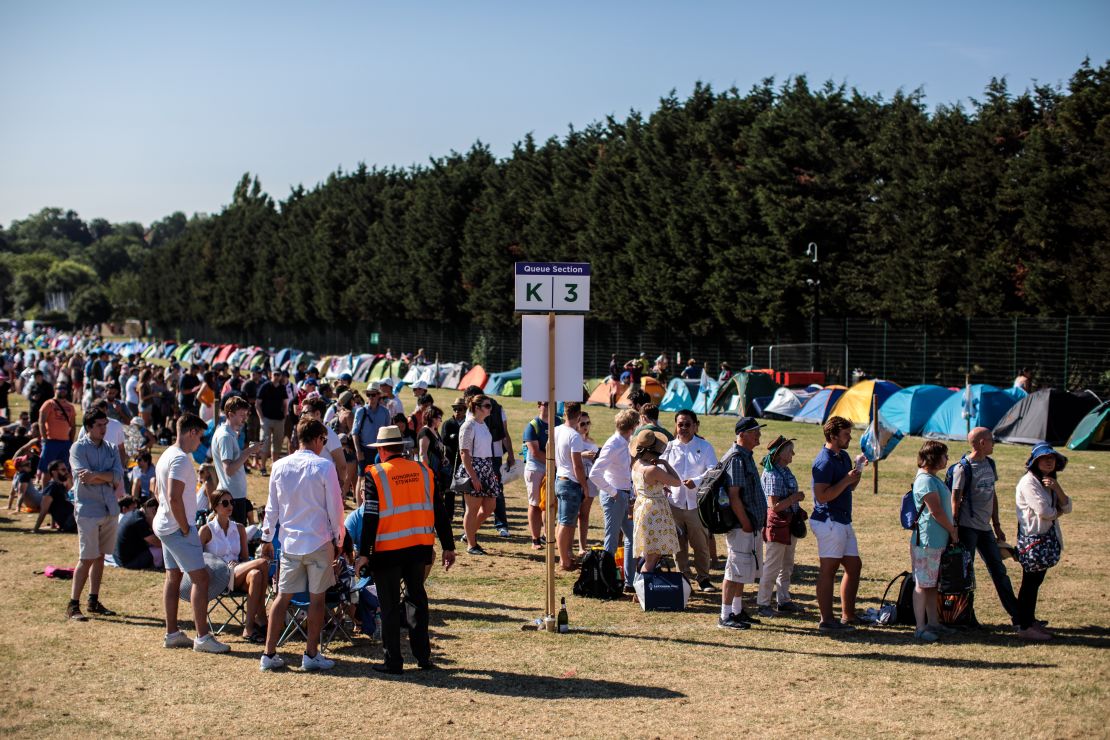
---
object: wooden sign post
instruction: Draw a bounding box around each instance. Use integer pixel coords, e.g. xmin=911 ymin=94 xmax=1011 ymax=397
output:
xmin=516 ymin=263 xmax=589 ymax=630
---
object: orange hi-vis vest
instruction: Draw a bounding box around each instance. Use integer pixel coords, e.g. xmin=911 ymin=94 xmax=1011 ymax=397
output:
xmin=368 ymin=459 xmax=435 ymax=552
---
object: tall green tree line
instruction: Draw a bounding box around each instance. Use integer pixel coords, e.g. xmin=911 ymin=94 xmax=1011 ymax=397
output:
xmin=3 ymin=60 xmax=1108 ymax=335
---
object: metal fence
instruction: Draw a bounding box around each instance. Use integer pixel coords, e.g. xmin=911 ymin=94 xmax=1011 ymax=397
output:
xmin=160 ymin=316 xmax=1110 ymax=397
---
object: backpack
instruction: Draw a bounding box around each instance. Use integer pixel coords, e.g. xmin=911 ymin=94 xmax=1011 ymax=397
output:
xmin=944 ymin=455 xmax=997 ymax=521
xmin=573 ymin=548 xmax=624 ymax=599
xmin=900 ymin=490 xmax=926 ymax=536
xmin=696 ymin=447 xmax=741 ymax=534
xmin=877 ymin=571 xmax=916 ymax=625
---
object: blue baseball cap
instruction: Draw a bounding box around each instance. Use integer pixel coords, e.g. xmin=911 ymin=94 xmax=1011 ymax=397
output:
xmin=735 ymin=417 xmax=766 ymax=434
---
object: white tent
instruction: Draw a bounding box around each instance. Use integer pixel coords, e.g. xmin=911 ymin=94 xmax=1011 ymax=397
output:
xmin=762 ymin=386 xmax=803 ymax=420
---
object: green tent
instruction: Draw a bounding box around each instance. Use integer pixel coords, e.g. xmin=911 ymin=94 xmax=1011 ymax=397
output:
xmin=501 ymin=379 xmax=522 ymax=397
xmin=1067 ymin=400 xmax=1110 ymax=450
xmin=710 ymin=372 xmax=778 ymax=416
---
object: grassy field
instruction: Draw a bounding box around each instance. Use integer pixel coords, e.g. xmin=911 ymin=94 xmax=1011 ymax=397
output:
xmin=1 ymin=392 xmax=1108 ymax=738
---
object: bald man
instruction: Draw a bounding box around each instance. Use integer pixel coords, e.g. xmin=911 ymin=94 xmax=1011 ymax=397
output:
xmin=950 ymin=427 xmax=1018 ymax=626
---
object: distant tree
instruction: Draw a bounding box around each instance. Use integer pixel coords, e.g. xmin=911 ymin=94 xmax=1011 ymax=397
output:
xmin=68 ymin=285 xmax=113 ymax=327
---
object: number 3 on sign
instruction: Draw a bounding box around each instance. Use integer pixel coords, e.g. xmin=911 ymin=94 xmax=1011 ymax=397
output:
xmin=554 ymin=278 xmax=589 ymax=310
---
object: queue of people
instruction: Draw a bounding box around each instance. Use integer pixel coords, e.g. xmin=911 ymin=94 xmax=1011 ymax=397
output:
xmin=6 ymin=345 xmax=1078 ymax=681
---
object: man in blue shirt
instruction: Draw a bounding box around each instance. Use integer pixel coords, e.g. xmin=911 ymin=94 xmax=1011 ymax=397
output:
xmin=352 ymin=383 xmax=391 ymax=474
xmin=67 ymin=408 xmax=126 ymax=621
xmin=811 ymin=415 xmax=864 ymax=633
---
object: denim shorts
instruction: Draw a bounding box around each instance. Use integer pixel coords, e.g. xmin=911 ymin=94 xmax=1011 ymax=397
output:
xmin=159 ymin=526 xmax=206 ymax=573
xmin=555 ymin=478 xmax=584 ymax=526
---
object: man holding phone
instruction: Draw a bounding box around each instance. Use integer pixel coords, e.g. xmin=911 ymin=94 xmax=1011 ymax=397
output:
xmin=213 ymin=396 xmax=263 ymax=526
xmin=811 ymin=416 xmax=864 ymax=633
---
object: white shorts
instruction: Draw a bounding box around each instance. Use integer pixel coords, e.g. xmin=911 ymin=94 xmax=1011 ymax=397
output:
xmin=524 ymin=468 xmax=544 ymax=507
xmin=811 ymin=518 xmax=859 ymax=559
xmin=724 ymin=528 xmax=762 ymax=584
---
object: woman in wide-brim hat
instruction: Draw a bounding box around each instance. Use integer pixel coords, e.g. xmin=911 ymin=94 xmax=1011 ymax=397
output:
xmin=1014 ymin=443 xmax=1072 ymax=641
xmin=756 ymin=435 xmax=806 ymax=616
xmin=630 ymin=429 xmax=682 ymax=573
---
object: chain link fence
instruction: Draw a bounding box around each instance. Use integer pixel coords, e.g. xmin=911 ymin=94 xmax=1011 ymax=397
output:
xmin=160 ymin=316 xmax=1110 ymax=397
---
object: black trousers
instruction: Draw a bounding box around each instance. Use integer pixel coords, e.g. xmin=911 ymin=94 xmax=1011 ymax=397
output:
xmin=1016 ymin=568 xmax=1048 ymax=630
xmin=957 ymin=526 xmax=1019 ymax=622
xmin=372 ymin=554 xmax=430 ymax=669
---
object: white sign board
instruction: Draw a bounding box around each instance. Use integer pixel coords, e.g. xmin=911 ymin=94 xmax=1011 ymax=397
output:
xmin=521 ymin=314 xmax=584 ymax=402
xmin=515 ymin=262 xmax=590 ymax=312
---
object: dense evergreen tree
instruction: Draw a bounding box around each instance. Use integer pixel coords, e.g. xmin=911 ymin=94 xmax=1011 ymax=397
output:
xmin=2 ymin=61 xmax=1108 ymax=331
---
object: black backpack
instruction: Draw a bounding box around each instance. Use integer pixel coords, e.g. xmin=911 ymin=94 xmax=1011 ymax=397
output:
xmin=878 ymin=571 xmax=917 ymax=625
xmin=572 ymin=549 xmax=624 ymax=599
xmin=697 ymin=448 xmax=741 ymax=534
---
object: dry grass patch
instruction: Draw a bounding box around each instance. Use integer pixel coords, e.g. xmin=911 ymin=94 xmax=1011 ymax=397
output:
xmin=0 ymin=395 xmax=1108 ymax=738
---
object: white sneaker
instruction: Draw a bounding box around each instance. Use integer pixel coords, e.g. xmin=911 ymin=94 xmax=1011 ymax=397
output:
xmin=301 ymin=652 xmax=335 ymax=671
xmin=260 ymin=653 xmax=286 ymax=671
xmin=193 ymin=634 xmax=231 ymax=654
xmin=163 ymin=631 xmax=193 ymax=649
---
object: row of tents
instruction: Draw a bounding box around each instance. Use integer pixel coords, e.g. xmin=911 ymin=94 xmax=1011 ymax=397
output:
xmin=16 ymin=331 xmax=1110 ymax=450
xmin=595 ymin=370 xmax=1108 ymax=450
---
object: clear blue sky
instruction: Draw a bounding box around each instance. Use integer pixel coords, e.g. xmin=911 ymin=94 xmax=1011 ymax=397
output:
xmin=1 ymin=1 xmax=1106 ymax=227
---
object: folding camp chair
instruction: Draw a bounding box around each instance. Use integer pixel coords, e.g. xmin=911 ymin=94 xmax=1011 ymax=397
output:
xmin=208 ymin=587 xmax=249 ymax=636
xmin=275 ymin=559 xmax=358 ymax=649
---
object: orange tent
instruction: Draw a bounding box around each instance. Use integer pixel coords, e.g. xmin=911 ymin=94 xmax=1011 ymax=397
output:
xmin=458 ymin=365 xmax=489 ymax=392
xmin=616 ymin=377 xmax=665 ymax=408
xmin=587 ymin=379 xmax=627 ymax=406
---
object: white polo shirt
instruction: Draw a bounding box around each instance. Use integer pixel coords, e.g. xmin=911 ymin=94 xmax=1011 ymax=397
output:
xmin=662 ymin=435 xmax=718 ymax=509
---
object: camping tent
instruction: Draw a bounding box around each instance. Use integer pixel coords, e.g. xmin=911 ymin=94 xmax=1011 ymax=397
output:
xmin=692 ymin=378 xmax=719 ymax=415
xmin=617 ymin=377 xmax=665 ymax=408
xmin=710 ymin=372 xmax=778 ymax=416
xmin=485 ymin=368 xmax=523 ymax=396
xmin=762 ymin=387 xmax=803 ymax=420
xmin=501 ymin=379 xmax=522 ymax=397
xmin=1067 ymin=400 xmax=1110 ymax=450
xmin=829 ymin=380 xmax=902 ymax=426
xmin=458 ymin=365 xmax=489 ymax=392
xmin=587 ymin=379 xmax=625 ymax=406
xmin=922 ymin=385 xmax=1026 ymax=441
xmin=659 ymin=378 xmax=698 ymax=412
xmin=993 ymin=389 xmax=1100 ymax=445
xmin=792 ymin=386 xmax=848 ymax=424
xmin=880 ymin=385 xmax=955 ymax=436
xmin=441 ymin=363 xmax=468 ymax=390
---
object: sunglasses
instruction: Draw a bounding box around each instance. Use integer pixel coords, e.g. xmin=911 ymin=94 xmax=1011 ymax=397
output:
xmin=479 ymin=403 xmax=492 ymax=409
xmin=579 ymin=421 xmax=591 ymax=426
xmin=218 ymin=499 xmax=233 ymax=508
xmin=676 ymin=422 xmax=693 ymax=428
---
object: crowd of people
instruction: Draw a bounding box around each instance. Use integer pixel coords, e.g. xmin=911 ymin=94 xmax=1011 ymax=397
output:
xmin=2 ymin=340 xmax=1075 ymax=678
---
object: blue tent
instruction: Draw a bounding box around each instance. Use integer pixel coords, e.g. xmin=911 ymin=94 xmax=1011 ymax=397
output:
xmin=922 ymin=384 xmax=1027 ymax=441
xmin=660 ymin=378 xmax=698 ymax=412
xmin=485 ymin=367 xmax=523 ymax=396
xmin=880 ymin=385 xmax=955 ymax=436
xmin=793 ymin=386 xmax=847 ymax=425
xmin=692 ymin=377 xmax=720 ymax=415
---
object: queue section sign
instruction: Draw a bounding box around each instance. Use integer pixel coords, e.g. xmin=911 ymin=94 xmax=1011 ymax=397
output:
xmin=514 ymin=262 xmax=590 ymax=312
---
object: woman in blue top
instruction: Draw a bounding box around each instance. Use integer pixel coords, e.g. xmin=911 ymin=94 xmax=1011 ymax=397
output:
xmin=910 ymin=440 xmax=959 ymax=642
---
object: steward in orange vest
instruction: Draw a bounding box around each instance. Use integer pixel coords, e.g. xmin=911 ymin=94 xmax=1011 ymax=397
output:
xmin=356 ymin=425 xmax=455 ymax=674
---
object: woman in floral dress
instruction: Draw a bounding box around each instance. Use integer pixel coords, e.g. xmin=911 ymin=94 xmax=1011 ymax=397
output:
xmin=631 ymin=429 xmax=682 ymax=573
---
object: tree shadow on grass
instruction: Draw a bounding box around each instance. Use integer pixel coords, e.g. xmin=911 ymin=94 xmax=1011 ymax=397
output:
xmin=572 ymin=628 xmax=1057 ymax=670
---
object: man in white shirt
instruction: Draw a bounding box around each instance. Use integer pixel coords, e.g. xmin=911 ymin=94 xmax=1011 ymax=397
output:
xmin=553 ymin=402 xmax=589 ymax=572
xmin=154 ymin=413 xmax=230 ymax=654
xmin=212 ymin=396 xmax=262 ymax=526
xmin=662 ymin=409 xmax=719 ymax=592
xmin=589 ymin=409 xmax=639 ymax=586
xmin=124 ymin=367 xmax=141 ymax=417
xmin=259 ymin=418 xmax=345 ymax=672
